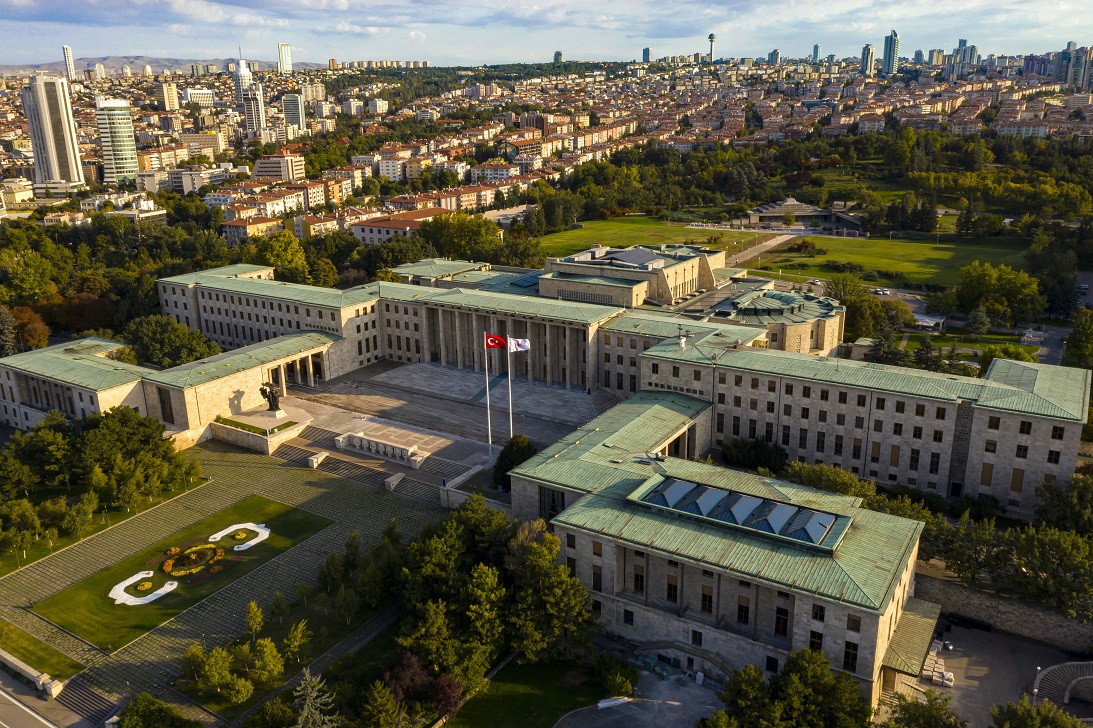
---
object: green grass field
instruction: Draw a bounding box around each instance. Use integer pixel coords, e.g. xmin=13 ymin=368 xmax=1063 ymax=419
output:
xmin=34 ymin=495 xmax=331 ymax=651
xmin=762 ymin=235 xmax=1029 ymax=287
xmin=0 ymin=619 xmax=84 ymax=680
xmin=448 ymin=661 xmax=603 ymax=728
xmin=538 ymin=216 xmax=769 ymax=257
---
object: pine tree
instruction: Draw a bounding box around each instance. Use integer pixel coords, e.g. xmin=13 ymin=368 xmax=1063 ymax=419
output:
xmin=360 ymin=680 xmax=403 ymax=728
xmin=292 ymin=669 xmax=339 ymax=728
xmin=912 ymin=337 xmax=940 ymax=372
xmin=966 ymin=305 xmax=990 ymax=338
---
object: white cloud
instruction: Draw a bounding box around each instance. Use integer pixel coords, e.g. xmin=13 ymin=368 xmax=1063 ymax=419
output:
xmin=408 ymin=30 xmax=426 ymax=41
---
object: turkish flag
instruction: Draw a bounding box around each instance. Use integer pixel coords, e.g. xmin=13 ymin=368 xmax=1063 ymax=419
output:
xmin=484 ymin=334 xmax=506 ymax=349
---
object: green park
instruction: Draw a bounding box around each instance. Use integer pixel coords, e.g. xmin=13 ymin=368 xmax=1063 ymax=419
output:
xmin=537 ymin=215 xmax=769 ymax=257
xmin=34 ymin=495 xmax=331 ymax=651
xmin=0 ymin=619 xmax=85 ymax=681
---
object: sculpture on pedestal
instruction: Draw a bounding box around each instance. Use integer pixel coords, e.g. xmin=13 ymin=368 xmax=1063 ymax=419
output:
xmin=259 ymin=382 xmax=281 ymax=412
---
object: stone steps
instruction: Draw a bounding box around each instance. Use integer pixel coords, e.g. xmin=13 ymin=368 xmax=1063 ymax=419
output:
xmin=56 ymin=677 xmax=117 ymax=724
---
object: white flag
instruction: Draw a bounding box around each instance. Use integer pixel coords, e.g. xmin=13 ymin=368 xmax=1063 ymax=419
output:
xmin=509 ymin=338 xmax=531 ymax=352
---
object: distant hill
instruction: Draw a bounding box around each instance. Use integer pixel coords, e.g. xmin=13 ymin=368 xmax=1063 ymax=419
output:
xmin=0 ymin=56 xmax=325 ymax=77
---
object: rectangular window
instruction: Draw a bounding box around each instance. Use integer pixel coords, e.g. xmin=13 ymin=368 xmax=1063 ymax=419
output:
xmin=666 ymin=576 xmax=678 ymax=603
xmin=765 ymin=656 xmax=779 ymax=673
xmin=1011 ymin=468 xmax=1025 ymax=493
xmin=856 ymin=394 xmax=866 ymax=407
xmin=672 ymin=366 xmax=680 ymax=378
xmin=988 ymin=416 xmax=1000 ymax=430
xmin=929 ymin=452 xmax=940 ymax=474
xmin=820 ymin=389 xmax=829 ymax=401
xmin=980 ymin=462 xmax=994 ymax=487
xmin=717 ymin=413 xmax=725 ymax=434
xmin=1020 ymin=421 xmax=1032 ymax=435
xmin=799 ymin=428 xmax=808 ymax=449
xmin=870 ymin=441 xmax=880 ymax=463
xmin=785 ymin=383 xmax=794 ymax=395
xmin=624 ymin=609 xmax=634 ymax=626
xmin=784 ymin=403 xmax=792 ymax=416
xmin=775 ymin=607 xmax=789 ymax=637
xmin=157 ymin=387 xmax=175 ymax=426
xmin=873 ymin=419 xmax=883 ymax=433
xmin=834 ymin=435 xmax=844 ymax=456
xmin=890 ymin=445 xmax=900 ymax=467
xmin=566 ymin=534 xmax=575 ymax=549
xmin=936 ymin=407 xmax=947 ymax=420
xmin=651 ymin=363 xmax=659 ymax=375
xmin=915 ymin=404 xmax=926 ymax=417
xmin=701 ymin=585 xmax=713 ymax=614
xmin=592 ymin=565 xmax=602 ymax=592
xmin=768 ymin=381 xmax=776 ymax=393
xmin=1048 ymin=450 xmax=1061 ymax=464
xmin=803 ymin=386 xmax=811 ymax=398
xmin=592 ymin=540 xmax=602 ymax=556
xmin=876 ymin=397 xmax=886 ymax=411
xmin=913 ymin=426 xmax=922 ymax=439
xmin=1052 ymin=426 xmax=1066 ymax=440
xmin=691 ymin=629 xmax=703 ymax=648
xmin=751 ymin=377 xmax=759 ymax=389
xmin=732 ymin=416 xmax=741 ymax=436
xmin=735 ymin=375 xmax=743 ymax=386
xmin=632 ymin=565 xmax=644 ymax=594
xmin=737 ymin=597 xmax=750 ymax=625
xmin=843 ymin=642 xmax=859 ymax=672
xmin=985 ymin=440 xmax=997 ymax=453
xmin=818 ymin=410 xmax=827 ymax=423
xmin=766 ymin=401 xmax=775 ymax=414
xmin=909 ymin=449 xmax=920 ymax=471
xmin=1016 ymin=445 xmax=1028 ymax=459
xmin=812 ymin=604 xmax=825 ymax=622
xmin=933 ymin=430 xmax=944 ymax=443
xmin=847 ymin=614 xmax=861 ymax=632
xmin=836 ymin=413 xmax=845 ymax=426
xmin=801 ymin=407 xmax=810 ymax=419
xmin=838 ymin=392 xmax=847 ymax=404
xmin=816 ymin=431 xmax=826 ymax=453
xmin=694 ymin=369 xmax=702 ymax=382
xmin=782 ymin=425 xmax=791 ymax=446
xmin=810 ymin=630 xmax=824 ymax=651
xmin=895 ymin=401 xmax=905 ymax=414
xmin=893 ymin=423 xmax=903 ymax=436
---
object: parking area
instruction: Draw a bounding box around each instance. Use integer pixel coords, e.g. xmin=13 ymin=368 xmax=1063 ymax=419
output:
xmin=555 ymin=671 xmax=721 ymax=728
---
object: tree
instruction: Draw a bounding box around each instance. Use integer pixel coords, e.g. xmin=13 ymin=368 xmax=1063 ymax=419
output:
xmin=122 ymin=315 xmax=220 ymax=368
xmin=843 ymin=295 xmax=885 ymax=341
xmin=295 ymin=581 xmax=311 ymax=607
xmin=226 ymin=674 xmax=255 ymax=704
xmin=979 ymin=344 xmax=1037 ymax=371
xmin=956 ymin=261 xmax=1044 ymax=326
xmin=1067 ymin=309 xmax=1093 ymax=366
xmin=990 ymin=695 xmax=1086 ymax=727
xmin=782 ymin=461 xmax=876 ymax=498
xmin=925 ymin=289 xmax=959 ymax=317
xmin=199 ymin=646 xmax=234 ymax=694
xmin=318 ymin=552 xmax=343 ymax=593
xmin=283 ymin=619 xmax=313 ymax=664
xmin=183 ymin=642 xmax=206 ymax=680
xmin=11 ymin=306 xmax=50 ymax=349
xmin=243 ymin=698 xmax=296 ymax=728
xmin=722 ymin=437 xmax=788 ymax=472
xmin=1036 ymin=474 xmax=1093 ymax=534
xmin=0 ymin=306 xmax=18 ymax=356
xmin=372 ymin=268 xmax=400 ymax=283
xmin=343 ymin=530 xmax=362 ymax=578
xmin=246 ymin=600 xmax=265 ymax=644
xmin=336 ymin=583 xmax=361 ymax=625
xmin=494 ymin=434 xmax=538 ymax=490
xmin=965 ymin=305 xmax=990 ymax=338
xmin=119 ymin=693 xmax=202 ymax=728
xmin=270 ymin=592 xmax=289 ymax=625
xmin=1000 ymin=525 xmax=1093 ymax=618
xmin=824 ymin=272 xmax=866 ymax=304
xmin=309 ymin=258 xmax=339 ymax=288
xmin=945 ymin=513 xmax=999 ymax=585
xmin=255 ymin=231 xmax=311 ymax=283
xmin=884 ymin=690 xmax=966 ymax=727
xmin=866 ymin=317 xmax=907 ymax=366
xmin=913 ymin=336 xmax=942 ymax=372
xmin=360 ymin=680 xmax=403 ymax=728
xmin=292 ymin=668 xmax=339 ymax=728
xmin=252 ymin=638 xmax=285 ymax=683
xmin=463 ymin=563 xmax=506 ymax=656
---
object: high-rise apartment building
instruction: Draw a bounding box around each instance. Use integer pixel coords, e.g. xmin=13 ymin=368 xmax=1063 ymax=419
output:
xmin=812 ymin=44 xmax=821 ymax=64
xmin=300 ymin=82 xmax=326 ymax=103
xmin=282 ymin=93 xmax=305 ymax=129
xmin=928 ymin=49 xmax=945 ymax=65
xmin=767 ymin=48 xmax=781 ymax=66
xmin=860 ymin=44 xmax=875 ymax=77
xmin=156 ymin=81 xmax=179 ymax=112
xmin=883 ymin=30 xmax=899 ymax=75
xmin=328 ymin=58 xmax=339 ymax=70
xmin=95 ymin=98 xmax=138 ymax=185
xmin=278 ymin=43 xmax=293 ymax=74
xmin=143 ymin=64 xmax=153 ymax=77
xmin=241 ymin=85 xmax=266 ymax=133
xmin=94 ymin=63 xmax=106 ymax=81
xmin=914 ymin=49 xmax=925 ymax=64
xmin=368 ymin=98 xmax=389 ymax=115
xmin=62 ymin=45 xmax=76 ymax=81
xmin=122 ymin=65 xmax=132 ymax=77
xmin=20 ymin=75 xmax=85 ymax=195
xmin=235 ymin=60 xmax=254 ymax=106
xmin=642 ymin=47 xmax=651 ymax=63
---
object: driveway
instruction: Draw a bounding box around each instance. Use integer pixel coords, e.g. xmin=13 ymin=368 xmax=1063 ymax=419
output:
xmin=554 ymin=671 xmax=721 ymax=728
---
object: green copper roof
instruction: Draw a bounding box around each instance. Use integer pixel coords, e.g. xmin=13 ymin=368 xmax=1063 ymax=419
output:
xmin=0 ymin=338 xmax=154 ymax=392
xmin=143 ymin=332 xmax=339 ymax=389
xmin=364 ymin=283 xmax=625 ymax=324
xmin=603 ymin=312 xmax=766 ymax=345
xmin=539 ymin=271 xmax=644 ymax=288
xmin=513 ymin=392 xmax=923 ymax=613
xmin=708 ymin=288 xmax=844 ymax=325
xmin=643 ymin=341 xmax=1091 ymax=421
xmin=392 ymin=258 xmax=488 ymax=280
xmin=882 ymin=597 xmax=942 ymax=675
xmin=161 ymin=269 xmax=381 ymax=309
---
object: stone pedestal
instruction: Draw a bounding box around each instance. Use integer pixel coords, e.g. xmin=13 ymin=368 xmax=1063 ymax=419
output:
xmin=261 ymin=409 xmax=288 ymax=421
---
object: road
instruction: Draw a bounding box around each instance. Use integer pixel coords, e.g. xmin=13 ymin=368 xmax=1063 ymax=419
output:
xmin=0 ymin=687 xmax=61 ymax=728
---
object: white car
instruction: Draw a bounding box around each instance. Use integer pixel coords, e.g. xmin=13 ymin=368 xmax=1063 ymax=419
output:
xmin=808 ymin=279 xmax=822 ymax=285
xmin=874 ymin=288 xmax=890 ymax=295
xmin=1079 ymin=284 xmax=1089 ymax=291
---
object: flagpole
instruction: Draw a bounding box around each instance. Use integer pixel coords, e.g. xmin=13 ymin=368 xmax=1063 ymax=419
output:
xmin=507 ymin=345 xmax=514 ymax=439
xmin=484 ymin=334 xmax=492 ymax=461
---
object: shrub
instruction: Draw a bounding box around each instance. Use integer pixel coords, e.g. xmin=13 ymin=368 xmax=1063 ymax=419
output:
xmin=877 ymin=269 xmax=899 ymax=278
xmin=825 ymin=260 xmax=864 ymax=273
xmin=605 ymin=671 xmax=633 ymax=697
xmin=162 ymin=559 xmax=175 ymax=574
xmin=721 ymin=437 xmax=788 ymax=473
xmin=861 ymin=270 xmax=880 ymax=281
xmin=137 ymin=581 xmax=153 ymax=591
xmin=595 ymin=653 xmax=638 ymax=697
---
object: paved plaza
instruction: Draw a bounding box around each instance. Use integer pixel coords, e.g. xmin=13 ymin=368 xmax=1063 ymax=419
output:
xmin=555 ymin=672 xmax=722 ymax=728
xmin=0 ymin=442 xmax=445 ymax=727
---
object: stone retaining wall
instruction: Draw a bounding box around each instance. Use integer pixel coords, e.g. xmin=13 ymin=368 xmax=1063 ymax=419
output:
xmin=0 ymin=647 xmax=62 ymax=698
xmin=914 ymin=574 xmax=1093 ymax=652
xmin=210 ymin=420 xmax=308 ymax=455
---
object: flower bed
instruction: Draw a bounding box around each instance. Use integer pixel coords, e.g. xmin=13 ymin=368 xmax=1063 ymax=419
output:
xmin=162 ymin=543 xmax=224 ymax=576
xmin=136 ymin=581 xmax=152 ymax=591
xmin=214 ymin=416 xmax=297 ymax=436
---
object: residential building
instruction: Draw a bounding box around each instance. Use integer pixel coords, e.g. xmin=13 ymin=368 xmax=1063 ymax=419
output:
xmin=283 ymin=94 xmax=306 ymax=129
xmin=883 ymin=31 xmax=900 ymax=75
xmin=234 ymin=59 xmax=254 ymax=106
xmin=182 ymin=88 xmax=215 ymax=108
xmin=251 ymin=152 xmax=305 ymax=181
xmin=861 ymin=45 xmax=876 ymax=77
xmin=62 ymin=45 xmax=76 ymax=81
xmin=21 ymin=75 xmax=86 ymax=195
xmin=299 ymin=83 xmax=325 ymax=103
xmin=156 ymin=82 xmax=179 ymax=112
xmin=643 ymin=48 xmax=651 ymax=63
xmin=241 ymin=85 xmax=266 ymax=133
xmin=222 ymin=217 xmax=283 ymax=245
xmin=812 ymin=44 xmax=821 ymax=64
xmin=368 ymin=98 xmax=389 ymax=115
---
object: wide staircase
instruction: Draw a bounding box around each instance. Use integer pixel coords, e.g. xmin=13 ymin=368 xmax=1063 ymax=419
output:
xmin=56 ymin=678 xmax=118 ymax=725
xmin=1034 ymin=661 xmax=1093 ymax=705
xmin=270 ymin=443 xmax=438 ymax=504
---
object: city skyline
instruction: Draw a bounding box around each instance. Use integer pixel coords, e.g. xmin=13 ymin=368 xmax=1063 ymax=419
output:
xmin=0 ymin=0 xmax=1091 ymax=67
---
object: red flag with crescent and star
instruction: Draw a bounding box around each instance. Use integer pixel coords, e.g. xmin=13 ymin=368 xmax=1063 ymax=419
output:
xmin=484 ymin=333 xmax=506 ymax=349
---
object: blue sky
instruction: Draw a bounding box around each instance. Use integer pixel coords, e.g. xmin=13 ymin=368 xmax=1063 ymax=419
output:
xmin=0 ymin=0 xmax=1089 ymax=66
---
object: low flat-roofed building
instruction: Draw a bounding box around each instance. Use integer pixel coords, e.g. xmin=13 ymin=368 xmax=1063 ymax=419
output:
xmin=540 ymin=244 xmax=726 ymax=307
xmin=746 ymin=197 xmax=862 ymax=231
xmin=510 ymin=391 xmax=938 ymax=706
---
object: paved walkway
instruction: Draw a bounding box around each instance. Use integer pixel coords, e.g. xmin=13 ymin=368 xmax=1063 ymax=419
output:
xmin=0 ymin=443 xmax=444 ymax=727
xmin=726 ymin=234 xmax=795 ymax=268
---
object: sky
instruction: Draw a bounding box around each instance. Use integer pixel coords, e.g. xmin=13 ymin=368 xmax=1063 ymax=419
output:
xmin=0 ymin=0 xmax=1090 ymax=67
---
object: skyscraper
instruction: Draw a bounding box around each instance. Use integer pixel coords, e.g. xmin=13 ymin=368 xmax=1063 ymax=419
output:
xmin=767 ymin=48 xmax=781 ymax=66
xmin=914 ymin=50 xmax=925 ymax=64
xmin=21 ymin=75 xmax=85 ymax=194
xmin=812 ymin=44 xmax=821 ymax=64
xmin=156 ymin=81 xmax=179 ymax=112
xmin=62 ymin=45 xmax=76 ymax=81
xmin=234 ymin=59 xmax=254 ymax=106
xmin=554 ymin=51 xmax=563 ymax=63
xmin=643 ymin=47 xmax=651 ymax=63
xmin=282 ymin=93 xmax=305 ymax=129
xmin=95 ymin=98 xmax=138 ymax=185
xmin=277 ymin=43 xmax=293 ymax=74
xmin=860 ymin=44 xmax=875 ymax=77
xmin=241 ymin=85 xmax=266 ymax=133
xmin=883 ymin=30 xmax=900 ymax=75
xmin=94 ymin=63 xmax=106 ymax=81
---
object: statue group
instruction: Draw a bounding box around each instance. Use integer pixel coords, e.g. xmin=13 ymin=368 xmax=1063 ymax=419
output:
xmin=259 ymin=382 xmax=281 ymax=412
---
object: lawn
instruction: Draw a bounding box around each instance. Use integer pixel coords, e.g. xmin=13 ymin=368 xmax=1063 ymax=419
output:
xmin=34 ymin=495 xmax=331 ymax=651
xmin=0 ymin=619 xmax=84 ymax=681
xmin=0 ymin=477 xmax=207 ymax=580
xmin=448 ymin=660 xmax=603 ymax=728
xmin=539 ymin=216 xmax=769 ymax=257
xmin=761 ymin=234 xmax=1029 ymax=287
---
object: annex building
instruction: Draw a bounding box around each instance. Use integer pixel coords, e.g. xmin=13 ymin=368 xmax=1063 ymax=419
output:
xmin=510 ymin=391 xmax=939 ymax=706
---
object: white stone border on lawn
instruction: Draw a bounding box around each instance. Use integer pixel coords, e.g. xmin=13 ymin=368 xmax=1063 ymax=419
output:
xmin=208 ymin=522 xmax=270 ymax=551
xmin=109 ymin=570 xmax=178 ymax=605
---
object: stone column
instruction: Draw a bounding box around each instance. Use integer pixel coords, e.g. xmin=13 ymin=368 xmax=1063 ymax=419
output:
xmin=438 ymin=308 xmax=449 ymax=365
xmin=455 ymin=309 xmax=465 ymax=369
xmin=305 ymin=355 xmax=315 ymax=388
xmin=278 ymin=364 xmax=288 ymax=396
